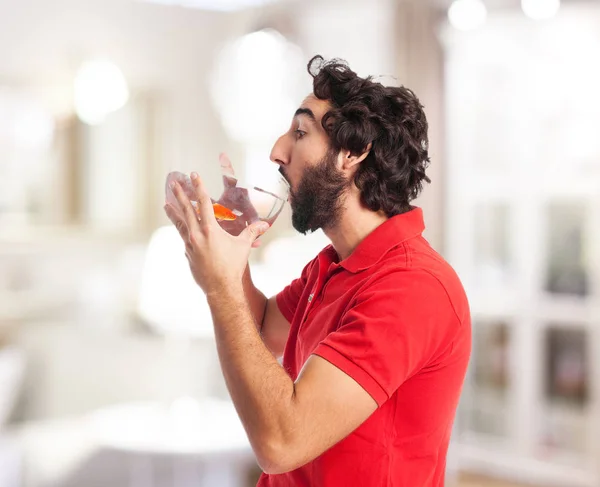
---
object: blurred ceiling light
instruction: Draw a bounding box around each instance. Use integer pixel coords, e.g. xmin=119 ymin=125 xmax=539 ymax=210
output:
xmin=448 ymin=0 xmax=487 ymax=31
xmin=137 ymin=0 xmax=281 ymax=12
xmin=74 ymin=60 xmax=129 ymax=125
xmin=210 ymin=28 xmax=303 ymax=143
xmin=521 ymin=0 xmax=560 ymax=20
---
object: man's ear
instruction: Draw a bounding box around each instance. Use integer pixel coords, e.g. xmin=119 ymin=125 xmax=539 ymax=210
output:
xmin=342 ymin=142 xmax=373 ymax=170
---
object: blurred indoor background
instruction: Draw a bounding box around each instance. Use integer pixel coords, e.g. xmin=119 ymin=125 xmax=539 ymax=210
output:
xmin=0 ymin=0 xmax=599 ymax=486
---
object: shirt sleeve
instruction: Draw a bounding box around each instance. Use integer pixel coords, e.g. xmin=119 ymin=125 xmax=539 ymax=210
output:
xmin=313 ymin=270 xmax=460 ymax=406
xmin=275 ymin=258 xmax=317 ymax=324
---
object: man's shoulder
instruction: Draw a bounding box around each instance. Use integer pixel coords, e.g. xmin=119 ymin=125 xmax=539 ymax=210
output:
xmin=366 ymin=242 xmax=470 ymax=323
xmin=384 ymin=237 xmax=462 ymax=285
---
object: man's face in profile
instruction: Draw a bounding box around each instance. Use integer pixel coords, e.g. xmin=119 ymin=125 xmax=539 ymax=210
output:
xmin=270 ymin=95 xmax=349 ymax=234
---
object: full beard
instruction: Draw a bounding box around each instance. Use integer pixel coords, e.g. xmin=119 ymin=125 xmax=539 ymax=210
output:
xmin=289 ymin=149 xmax=349 ymax=235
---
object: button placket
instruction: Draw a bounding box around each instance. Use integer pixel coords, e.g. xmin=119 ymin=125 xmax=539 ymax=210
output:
xmin=299 ymin=264 xmax=326 ymax=324
xmin=301 ymin=283 xmax=321 ymax=324
xmin=298 ymin=252 xmax=341 ymax=327
xmin=302 ymin=269 xmax=341 ymax=325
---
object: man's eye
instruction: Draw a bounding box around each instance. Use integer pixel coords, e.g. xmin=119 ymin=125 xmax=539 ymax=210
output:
xmin=294 ymin=129 xmax=306 ymax=139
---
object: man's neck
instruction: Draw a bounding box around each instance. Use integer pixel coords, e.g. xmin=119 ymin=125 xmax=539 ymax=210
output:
xmin=323 ymin=197 xmax=389 ymax=262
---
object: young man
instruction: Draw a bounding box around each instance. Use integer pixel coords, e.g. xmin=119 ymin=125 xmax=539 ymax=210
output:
xmin=165 ymin=55 xmax=471 ymax=487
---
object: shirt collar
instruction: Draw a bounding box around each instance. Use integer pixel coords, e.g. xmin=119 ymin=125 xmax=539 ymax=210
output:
xmin=322 ymin=207 xmax=425 ymax=274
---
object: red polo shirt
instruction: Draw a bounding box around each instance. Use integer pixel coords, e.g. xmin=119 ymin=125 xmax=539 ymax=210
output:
xmin=257 ymin=207 xmax=471 ymax=487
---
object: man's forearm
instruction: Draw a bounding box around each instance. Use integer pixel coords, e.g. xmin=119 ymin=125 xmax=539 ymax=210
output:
xmin=207 ymin=285 xmax=296 ymax=471
xmin=242 ymin=265 xmax=268 ymax=332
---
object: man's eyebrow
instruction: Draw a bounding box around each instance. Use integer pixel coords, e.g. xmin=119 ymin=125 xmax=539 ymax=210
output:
xmin=294 ymin=108 xmax=316 ymax=122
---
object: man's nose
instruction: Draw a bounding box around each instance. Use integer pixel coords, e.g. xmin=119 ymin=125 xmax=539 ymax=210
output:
xmin=270 ymin=135 xmax=289 ymax=167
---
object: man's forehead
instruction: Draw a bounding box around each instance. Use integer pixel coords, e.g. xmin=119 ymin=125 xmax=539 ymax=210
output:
xmin=298 ymin=94 xmax=331 ymax=121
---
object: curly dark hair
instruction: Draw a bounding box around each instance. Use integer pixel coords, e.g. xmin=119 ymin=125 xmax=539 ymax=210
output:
xmin=308 ymin=55 xmax=431 ymax=217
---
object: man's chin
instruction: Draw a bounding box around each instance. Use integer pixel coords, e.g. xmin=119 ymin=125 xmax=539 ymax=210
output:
xmin=291 ymin=211 xmax=313 ymax=235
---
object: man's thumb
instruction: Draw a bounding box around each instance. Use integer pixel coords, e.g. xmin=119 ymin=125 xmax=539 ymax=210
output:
xmin=245 ymin=221 xmax=270 ymax=242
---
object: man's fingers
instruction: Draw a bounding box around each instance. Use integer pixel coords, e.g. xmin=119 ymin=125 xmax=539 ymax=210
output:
xmin=242 ymin=221 xmax=270 ymax=245
xmin=170 ymin=181 xmax=201 ymax=235
xmin=190 ymin=172 xmax=217 ymax=228
xmin=164 ymin=204 xmax=189 ymax=240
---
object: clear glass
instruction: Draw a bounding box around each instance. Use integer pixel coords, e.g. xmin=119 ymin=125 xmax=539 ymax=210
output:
xmin=544 ymin=202 xmax=589 ymax=297
xmin=466 ymin=320 xmax=512 ymax=438
xmin=474 ymin=203 xmax=512 ymax=287
xmin=165 ymin=162 xmax=289 ymax=237
xmin=544 ymin=327 xmax=588 ymax=407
